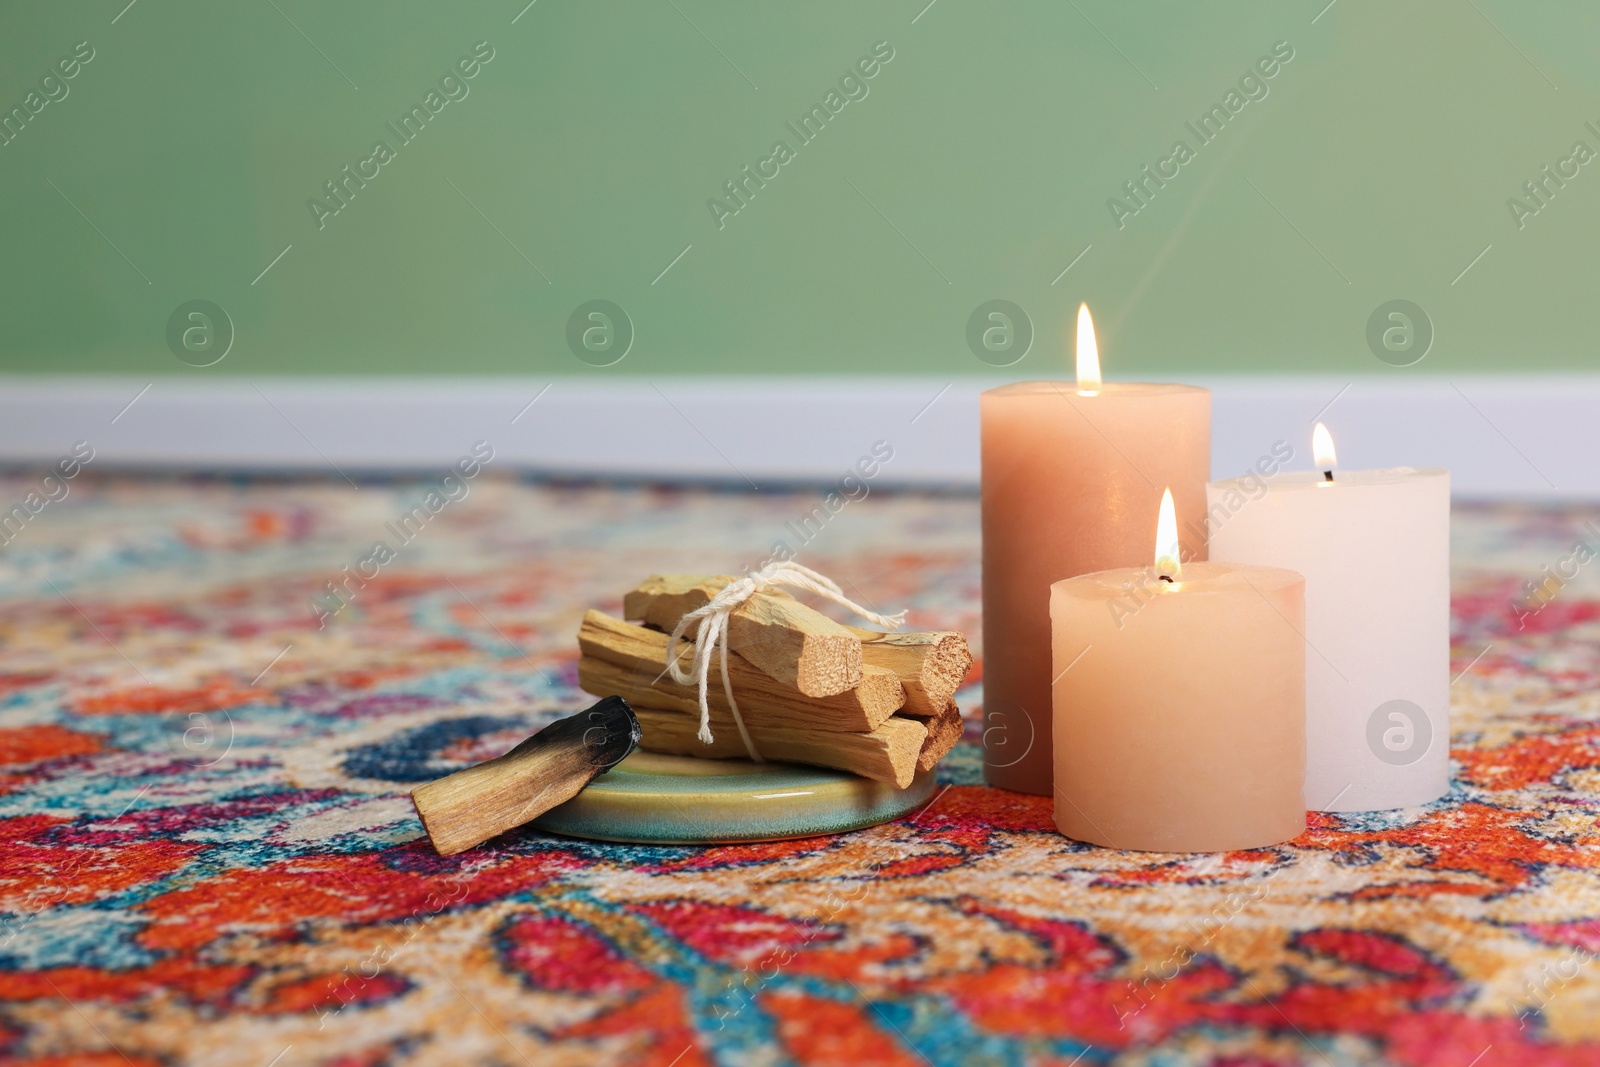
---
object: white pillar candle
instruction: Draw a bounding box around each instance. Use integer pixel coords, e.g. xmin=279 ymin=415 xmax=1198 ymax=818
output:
xmin=1207 ymin=426 xmax=1449 ymax=812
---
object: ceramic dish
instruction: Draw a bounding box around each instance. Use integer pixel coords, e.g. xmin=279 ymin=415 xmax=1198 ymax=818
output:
xmin=532 ymin=749 xmax=936 ymax=843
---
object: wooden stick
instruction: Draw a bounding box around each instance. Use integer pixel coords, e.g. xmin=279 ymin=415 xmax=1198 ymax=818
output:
xmin=581 ymin=652 xmax=954 ymax=782
xmin=626 ymin=704 xmax=926 ymax=789
xmin=901 ymin=697 xmax=964 ymax=772
xmin=846 ymin=627 xmax=973 ymax=717
xmin=623 ymin=574 xmax=733 ymax=638
xmin=410 ymin=696 xmax=639 ymax=856
xmin=624 ymin=574 xmax=863 ymax=697
xmin=579 ymin=610 xmax=903 ymax=732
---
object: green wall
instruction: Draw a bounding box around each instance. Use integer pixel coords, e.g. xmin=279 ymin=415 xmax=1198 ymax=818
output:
xmin=1 ymin=0 xmax=1595 ymax=377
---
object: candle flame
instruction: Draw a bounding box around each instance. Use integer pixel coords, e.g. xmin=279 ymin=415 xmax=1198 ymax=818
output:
xmin=1154 ymin=488 xmax=1181 ymax=580
xmin=1076 ymin=303 xmax=1101 ymax=396
xmin=1313 ymin=422 xmax=1338 ymax=473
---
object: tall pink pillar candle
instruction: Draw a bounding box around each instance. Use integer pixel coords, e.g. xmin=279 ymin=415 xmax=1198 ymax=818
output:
xmin=981 ymin=383 xmax=1209 ymax=794
xmin=1051 ymin=562 xmax=1307 ymax=851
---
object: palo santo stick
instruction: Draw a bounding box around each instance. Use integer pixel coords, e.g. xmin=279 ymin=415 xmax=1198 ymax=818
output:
xmin=410 ymin=696 xmax=640 ymax=856
xmin=626 ymin=704 xmax=927 ymax=789
xmin=623 ymin=574 xmax=734 ymax=638
xmin=624 ymin=574 xmax=863 ymax=697
xmin=901 ymin=698 xmax=964 ymax=773
xmin=579 ymin=610 xmax=904 ymax=732
xmin=847 ymin=627 xmax=973 ymax=717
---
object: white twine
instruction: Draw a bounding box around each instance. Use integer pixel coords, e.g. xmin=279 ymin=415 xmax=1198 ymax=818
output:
xmin=663 ymin=561 xmax=908 ymax=761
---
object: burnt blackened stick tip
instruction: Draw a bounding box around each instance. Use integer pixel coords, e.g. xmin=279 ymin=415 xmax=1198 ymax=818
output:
xmin=500 ymin=695 xmax=639 ymax=772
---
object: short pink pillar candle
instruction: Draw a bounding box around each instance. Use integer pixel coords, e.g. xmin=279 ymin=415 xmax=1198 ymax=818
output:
xmin=1050 ymin=497 xmax=1307 ymax=851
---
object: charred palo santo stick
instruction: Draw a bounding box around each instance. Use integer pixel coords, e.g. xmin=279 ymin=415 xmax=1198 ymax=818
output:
xmin=410 ymin=696 xmax=640 ymax=856
xmin=627 ymin=704 xmax=927 ymax=788
xmin=902 ymin=697 xmax=964 ymax=773
xmin=846 ymin=626 xmax=973 ymax=717
xmin=579 ymin=610 xmax=904 ymax=731
xmin=624 ymin=574 xmax=863 ymax=697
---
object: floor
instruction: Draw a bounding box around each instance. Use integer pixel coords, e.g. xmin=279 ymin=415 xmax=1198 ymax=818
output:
xmin=1 ymin=473 xmax=1598 ymax=1067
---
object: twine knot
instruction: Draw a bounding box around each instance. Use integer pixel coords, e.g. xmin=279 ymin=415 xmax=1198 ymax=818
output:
xmin=663 ymin=561 xmax=907 ymax=762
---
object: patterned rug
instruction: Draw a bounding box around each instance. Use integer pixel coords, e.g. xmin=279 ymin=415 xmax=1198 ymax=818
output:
xmin=2 ymin=472 xmax=1598 ymax=1067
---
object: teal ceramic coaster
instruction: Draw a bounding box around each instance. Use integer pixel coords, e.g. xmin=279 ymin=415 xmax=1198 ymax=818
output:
xmin=532 ymin=750 xmax=936 ymax=844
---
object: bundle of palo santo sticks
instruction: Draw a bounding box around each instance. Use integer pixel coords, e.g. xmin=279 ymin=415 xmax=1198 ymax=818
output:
xmin=576 ymin=574 xmax=973 ymax=788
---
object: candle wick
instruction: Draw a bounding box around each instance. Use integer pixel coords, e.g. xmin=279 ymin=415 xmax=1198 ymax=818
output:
xmin=1322 ymin=470 xmax=1334 ymax=482
xmin=1158 ymin=574 xmax=1174 ymax=584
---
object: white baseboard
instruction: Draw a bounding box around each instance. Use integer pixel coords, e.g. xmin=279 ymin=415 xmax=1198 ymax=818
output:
xmin=0 ymin=376 xmax=1594 ymax=498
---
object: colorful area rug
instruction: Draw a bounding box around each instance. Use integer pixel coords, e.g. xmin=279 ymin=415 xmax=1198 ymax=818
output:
xmin=1 ymin=473 xmax=1598 ymax=1067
